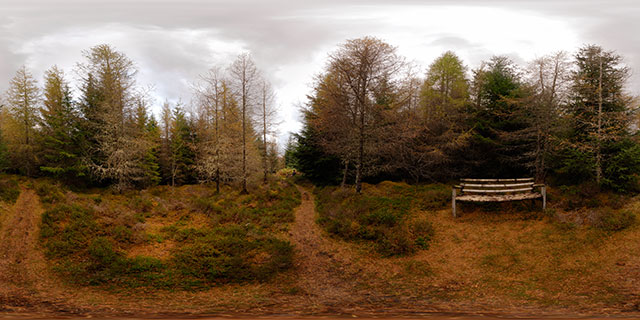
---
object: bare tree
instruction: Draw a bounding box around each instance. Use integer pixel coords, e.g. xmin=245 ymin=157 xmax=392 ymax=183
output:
xmin=229 ymin=53 xmax=260 ymax=193
xmin=256 ymin=79 xmax=279 ymax=184
xmin=315 ymin=37 xmax=407 ymax=193
xmin=525 ymin=51 xmax=572 ymax=182
xmin=5 ymin=65 xmax=40 ymax=146
xmin=4 ymin=65 xmax=41 ymax=175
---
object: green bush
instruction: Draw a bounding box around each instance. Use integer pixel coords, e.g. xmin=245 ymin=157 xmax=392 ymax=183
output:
xmin=34 ymin=180 xmax=65 ymax=204
xmin=171 ymin=226 xmax=293 ymax=284
xmin=316 ymin=183 xmax=436 ymax=256
xmin=0 ymin=177 xmax=20 ymax=203
xmin=40 ymin=179 xmax=300 ymax=289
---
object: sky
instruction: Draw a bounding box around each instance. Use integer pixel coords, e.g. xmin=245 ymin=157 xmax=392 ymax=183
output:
xmin=1 ymin=0 xmax=639 ymax=146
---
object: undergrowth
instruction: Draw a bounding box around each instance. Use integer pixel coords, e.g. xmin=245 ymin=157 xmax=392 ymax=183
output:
xmin=315 ymin=181 xmax=446 ymax=256
xmin=39 ymin=178 xmax=300 ymax=289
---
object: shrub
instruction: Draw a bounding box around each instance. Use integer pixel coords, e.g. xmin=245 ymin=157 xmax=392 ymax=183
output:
xmin=316 ymin=183 xmax=436 ymax=256
xmin=34 ymin=180 xmax=65 ymax=204
xmin=0 ymin=177 xmax=20 ymax=203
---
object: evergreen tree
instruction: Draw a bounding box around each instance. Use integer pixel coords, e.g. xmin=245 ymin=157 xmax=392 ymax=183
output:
xmin=290 ymin=111 xmax=341 ymax=185
xmin=39 ymin=66 xmax=84 ymax=181
xmin=169 ymin=106 xmax=197 ymax=186
xmin=561 ymin=45 xmax=635 ymax=188
xmin=468 ymin=56 xmax=530 ymax=177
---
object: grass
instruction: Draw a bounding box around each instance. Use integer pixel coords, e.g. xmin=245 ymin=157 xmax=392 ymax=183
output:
xmin=39 ymin=178 xmax=301 ymax=290
xmin=315 ymin=181 xmax=446 ymax=256
xmin=311 ymin=181 xmax=640 ymax=309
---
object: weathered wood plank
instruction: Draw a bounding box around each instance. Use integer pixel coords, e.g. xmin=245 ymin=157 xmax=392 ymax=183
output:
xmin=460 ymin=182 xmax=534 ymax=188
xmin=462 ymin=187 xmax=534 ymax=193
xmin=461 ymin=178 xmax=534 ymax=182
xmin=456 ymin=193 xmax=542 ymax=202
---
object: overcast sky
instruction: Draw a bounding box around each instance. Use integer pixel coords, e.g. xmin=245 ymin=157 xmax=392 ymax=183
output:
xmin=1 ymin=0 xmax=639 ymax=145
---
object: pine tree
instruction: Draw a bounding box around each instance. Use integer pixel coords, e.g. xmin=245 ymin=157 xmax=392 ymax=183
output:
xmin=39 ymin=66 xmax=84 ymax=181
xmin=562 ymin=45 xmax=635 ymax=188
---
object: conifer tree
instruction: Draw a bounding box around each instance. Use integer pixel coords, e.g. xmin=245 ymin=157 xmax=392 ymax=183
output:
xmin=39 ymin=66 xmax=84 ymax=180
xmin=4 ymin=65 xmax=40 ymax=175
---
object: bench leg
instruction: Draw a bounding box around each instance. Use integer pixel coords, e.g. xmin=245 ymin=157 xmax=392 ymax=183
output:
xmin=452 ymin=189 xmax=457 ymax=218
xmin=542 ymin=187 xmax=546 ymax=210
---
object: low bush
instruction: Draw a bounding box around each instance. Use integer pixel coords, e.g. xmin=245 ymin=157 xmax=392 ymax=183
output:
xmin=40 ymin=178 xmax=301 ymax=289
xmin=34 ymin=180 xmax=65 ymax=204
xmin=0 ymin=177 xmax=20 ymax=203
xmin=316 ymin=182 xmax=440 ymax=256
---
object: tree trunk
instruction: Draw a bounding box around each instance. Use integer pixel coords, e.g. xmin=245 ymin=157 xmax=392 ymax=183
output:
xmin=263 ymin=92 xmax=268 ymax=185
xmin=355 ymin=107 xmax=364 ymax=194
xmin=241 ymin=73 xmax=248 ymax=194
xmin=596 ymin=56 xmax=603 ymax=184
xmin=340 ymin=160 xmax=349 ymax=188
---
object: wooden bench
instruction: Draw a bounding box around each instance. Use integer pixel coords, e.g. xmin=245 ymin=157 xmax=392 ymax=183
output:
xmin=451 ymin=178 xmax=546 ymax=217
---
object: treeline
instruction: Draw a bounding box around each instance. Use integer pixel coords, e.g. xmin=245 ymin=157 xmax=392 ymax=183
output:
xmin=287 ymin=37 xmax=640 ymax=192
xmin=0 ymin=44 xmax=280 ymax=192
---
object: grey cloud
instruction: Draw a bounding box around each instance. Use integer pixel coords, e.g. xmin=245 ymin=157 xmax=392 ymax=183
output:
xmin=1 ymin=0 xmax=640 ymax=145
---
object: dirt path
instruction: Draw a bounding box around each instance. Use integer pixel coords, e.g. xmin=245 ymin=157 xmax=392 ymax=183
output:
xmin=0 ymin=188 xmax=47 ymax=291
xmin=289 ymin=185 xmax=360 ymax=310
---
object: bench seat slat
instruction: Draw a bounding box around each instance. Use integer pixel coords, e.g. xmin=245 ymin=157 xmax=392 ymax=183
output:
xmin=456 ymin=193 xmax=542 ymax=202
xmin=461 ymin=178 xmax=534 ymax=182
xmin=460 ymin=182 xmax=534 ymax=188
xmin=462 ymin=187 xmax=533 ymax=193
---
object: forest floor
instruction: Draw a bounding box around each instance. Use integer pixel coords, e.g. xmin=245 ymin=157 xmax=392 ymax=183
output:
xmin=1 ymin=181 xmax=640 ymax=319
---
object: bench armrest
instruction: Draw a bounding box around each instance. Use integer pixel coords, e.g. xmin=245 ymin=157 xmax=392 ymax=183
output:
xmin=533 ymin=184 xmax=545 ymax=188
xmin=453 ymin=185 xmax=462 ymax=190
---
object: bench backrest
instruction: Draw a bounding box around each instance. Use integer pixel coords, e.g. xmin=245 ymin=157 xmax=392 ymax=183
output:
xmin=460 ymin=178 xmax=534 ymax=194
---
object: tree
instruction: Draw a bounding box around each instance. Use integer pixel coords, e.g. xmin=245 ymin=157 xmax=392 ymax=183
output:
xmin=313 ymin=37 xmax=407 ymax=193
xmin=132 ymin=96 xmax=161 ymax=188
xmin=168 ymin=106 xmax=197 ymax=186
xmin=564 ymin=45 xmax=634 ymax=186
xmin=256 ymin=80 xmax=278 ymax=184
xmin=421 ymin=51 xmax=469 ymax=120
xmin=399 ymin=51 xmax=471 ymax=182
xmin=290 ymin=110 xmax=342 ymax=185
xmin=77 ymin=44 xmax=151 ymax=191
xmin=524 ymin=52 xmax=572 ymax=182
xmin=194 ymin=68 xmax=224 ymax=192
xmin=229 ymin=53 xmax=260 ymax=193
xmin=468 ymin=56 xmax=529 ymax=177
xmin=4 ymin=65 xmax=40 ymax=175
xmin=39 ymin=66 xmax=84 ymax=181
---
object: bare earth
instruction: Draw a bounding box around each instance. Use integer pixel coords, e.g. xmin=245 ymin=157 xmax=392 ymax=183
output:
xmin=1 ymin=185 xmax=639 ymax=319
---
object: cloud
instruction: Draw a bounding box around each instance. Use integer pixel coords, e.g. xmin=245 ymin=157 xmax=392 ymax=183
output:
xmin=0 ymin=0 xmax=639 ymax=147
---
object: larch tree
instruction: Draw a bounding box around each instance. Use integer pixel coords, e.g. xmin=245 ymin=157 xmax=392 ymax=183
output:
xmin=4 ymin=65 xmax=40 ymax=175
xmin=314 ymin=37 xmax=407 ymax=193
xmin=399 ymin=51 xmax=471 ymax=182
xmin=77 ymin=44 xmax=151 ymax=191
xmin=256 ymin=79 xmax=278 ymax=184
xmin=524 ymin=52 xmax=572 ymax=182
xmin=229 ymin=53 xmax=260 ymax=193
xmin=194 ymin=67 xmax=224 ymax=192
